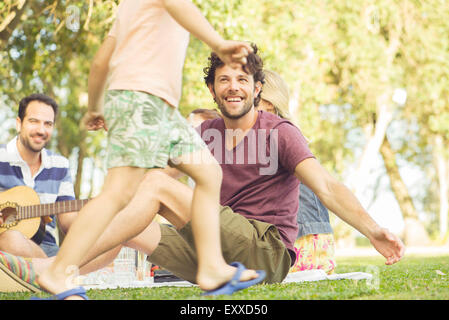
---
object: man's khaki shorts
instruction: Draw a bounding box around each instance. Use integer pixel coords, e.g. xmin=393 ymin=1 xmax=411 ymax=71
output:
xmin=148 ymin=206 xmax=292 ymax=284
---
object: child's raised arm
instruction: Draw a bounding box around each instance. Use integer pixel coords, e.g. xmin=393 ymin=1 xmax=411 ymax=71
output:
xmin=162 ymin=0 xmax=253 ymax=68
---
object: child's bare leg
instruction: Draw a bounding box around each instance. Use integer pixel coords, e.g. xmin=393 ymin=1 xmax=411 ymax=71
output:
xmin=171 ymin=148 xmax=258 ymax=291
xmin=32 ymin=170 xmax=191 ymax=284
xmin=36 ymin=166 xmax=146 ymax=298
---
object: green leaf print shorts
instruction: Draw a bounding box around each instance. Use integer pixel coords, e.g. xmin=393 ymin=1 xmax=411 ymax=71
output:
xmin=103 ymin=90 xmax=207 ymax=169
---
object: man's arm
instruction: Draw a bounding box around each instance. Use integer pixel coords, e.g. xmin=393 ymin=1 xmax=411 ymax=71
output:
xmin=294 ymin=157 xmax=405 ymax=265
xmin=82 ymin=35 xmax=116 ymax=131
xmin=162 ymin=0 xmax=253 ymax=68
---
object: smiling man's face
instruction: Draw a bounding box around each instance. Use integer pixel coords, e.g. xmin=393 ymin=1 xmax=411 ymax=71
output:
xmin=16 ymin=100 xmax=55 ymax=153
xmin=208 ymin=64 xmax=261 ymax=119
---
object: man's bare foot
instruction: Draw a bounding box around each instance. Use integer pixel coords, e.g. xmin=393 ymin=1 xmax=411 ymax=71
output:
xmin=196 ymin=262 xmax=261 ymax=292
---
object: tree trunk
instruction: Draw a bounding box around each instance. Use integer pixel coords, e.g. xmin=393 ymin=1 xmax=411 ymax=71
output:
xmin=434 ymin=135 xmax=448 ymax=238
xmin=0 ymin=0 xmax=28 ymax=48
xmin=380 ymin=135 xmax=430 ymax=246
xmin=346 ymin=93 xmax=393 ymax=199
xmin=338 ymin=95 xmax=393 ymax=249
xmin=88 ymin=160 xmax=96 ymax=199
xmin=74 ymin=130 xmax=87 ymax=199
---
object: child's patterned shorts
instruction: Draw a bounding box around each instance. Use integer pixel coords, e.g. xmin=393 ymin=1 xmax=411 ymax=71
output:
xmin=103 ymin=90 xmax=206 ymax=169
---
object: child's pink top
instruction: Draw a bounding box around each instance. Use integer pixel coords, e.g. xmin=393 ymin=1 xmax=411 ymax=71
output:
xmin=107 ymin=0 xmax=190 ymax=108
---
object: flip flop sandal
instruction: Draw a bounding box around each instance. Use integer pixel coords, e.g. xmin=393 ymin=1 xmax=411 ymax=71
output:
xmin=202 ymin=262 xmax=266 ymax=296
xmin=30 ymin=286 xmax=89 ymax=300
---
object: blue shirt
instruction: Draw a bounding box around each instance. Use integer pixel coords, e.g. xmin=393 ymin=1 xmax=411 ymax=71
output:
xmin=0 ymin=137 xmax=75 ymax=244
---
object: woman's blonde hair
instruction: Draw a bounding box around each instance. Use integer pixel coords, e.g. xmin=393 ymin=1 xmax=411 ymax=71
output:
xmin=260 ymin=69 xmax=291 ymax=120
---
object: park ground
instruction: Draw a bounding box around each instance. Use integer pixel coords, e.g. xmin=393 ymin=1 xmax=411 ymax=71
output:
xmin=1 ymin=247 xmax=448 ymax=301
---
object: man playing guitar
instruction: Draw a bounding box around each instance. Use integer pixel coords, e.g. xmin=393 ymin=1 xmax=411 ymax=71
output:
xmin=0 ymin=94 xmax=77 ymax=258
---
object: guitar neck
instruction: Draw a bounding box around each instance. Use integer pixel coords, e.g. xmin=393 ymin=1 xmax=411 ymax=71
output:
xmin=17 ymin=199 xmax=89 ymax=220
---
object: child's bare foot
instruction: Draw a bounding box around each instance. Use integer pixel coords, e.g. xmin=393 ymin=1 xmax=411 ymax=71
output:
xmin=37 ymin=267 xmax=86 ymax=300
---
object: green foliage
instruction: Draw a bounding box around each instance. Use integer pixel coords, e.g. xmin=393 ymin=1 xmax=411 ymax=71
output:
xmin=0 ymin=0 xmax=117 ymax=196
xmin=1 ymin=1 xmax=449 ymax=231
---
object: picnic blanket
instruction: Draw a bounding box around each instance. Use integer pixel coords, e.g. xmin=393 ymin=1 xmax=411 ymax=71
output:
xmin=282 ymin=269 xmax=373 ymax=283
xmin=80 ymin=269 xmax=372 ymax=290
xmin=1 ymin=258 xmax=372 ymax=292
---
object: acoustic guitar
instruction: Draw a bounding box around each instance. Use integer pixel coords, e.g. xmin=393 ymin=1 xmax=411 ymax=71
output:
xmin=0 ymin=186 xmax=88 ymax=239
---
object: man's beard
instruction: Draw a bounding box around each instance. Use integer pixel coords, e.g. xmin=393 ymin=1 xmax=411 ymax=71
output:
xmin=214 ymin=92 xmax=254 ymax=119
xmin=19 ymin=133 xmax=48 ymax=153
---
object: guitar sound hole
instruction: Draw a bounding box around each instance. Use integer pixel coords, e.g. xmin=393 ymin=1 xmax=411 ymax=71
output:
xmin=0 ymin=207 xmax=17 ymax=225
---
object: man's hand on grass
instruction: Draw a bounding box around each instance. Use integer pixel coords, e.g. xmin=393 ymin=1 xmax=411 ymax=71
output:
xmin=369 ymin=227 xmax=405 ymax=265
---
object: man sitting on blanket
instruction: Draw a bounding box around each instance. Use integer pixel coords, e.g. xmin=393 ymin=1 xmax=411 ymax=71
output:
xmin=0 ymin=45 xmax=404 ymax=295
xmin=0 ymin=94 xmax=78 ymax=258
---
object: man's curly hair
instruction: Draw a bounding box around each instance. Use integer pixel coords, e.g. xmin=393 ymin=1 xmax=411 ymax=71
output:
xmin=203 ymin=43 xmax=265 ymax=106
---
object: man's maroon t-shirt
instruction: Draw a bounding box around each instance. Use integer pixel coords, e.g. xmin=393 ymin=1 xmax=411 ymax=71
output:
xmin=199 ymin=111 xmax=314 ymax=259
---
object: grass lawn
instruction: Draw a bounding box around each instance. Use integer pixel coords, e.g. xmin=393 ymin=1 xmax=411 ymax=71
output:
xmin=1 ymin=254 xmax=448 ymax=301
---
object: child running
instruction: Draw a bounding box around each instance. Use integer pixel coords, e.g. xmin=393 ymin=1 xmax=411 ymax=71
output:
xmin=36 ymin=0 xmax=265 ymax=299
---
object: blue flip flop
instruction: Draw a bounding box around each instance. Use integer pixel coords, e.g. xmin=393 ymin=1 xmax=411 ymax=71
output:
xmin=31 ymin=286 xmax=89 ymax=300
xmin=203 ymin=262 xmax=266 ymax=296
